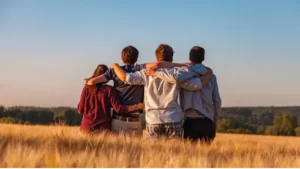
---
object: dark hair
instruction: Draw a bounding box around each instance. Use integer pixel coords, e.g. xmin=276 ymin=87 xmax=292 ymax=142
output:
xmin=121 ymin=45 xmax=139 ymax=64
xmin=85 ymin=64 xmax=108 ymax=93
xmin=155 ymin=44 xmax=174 ymax=62
xmin=189 ymin=46 xmax=205 ymax=63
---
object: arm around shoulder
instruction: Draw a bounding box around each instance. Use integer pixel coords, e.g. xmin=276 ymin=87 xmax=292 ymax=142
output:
xmin=86 ymin=74 xmax=108 ymax=85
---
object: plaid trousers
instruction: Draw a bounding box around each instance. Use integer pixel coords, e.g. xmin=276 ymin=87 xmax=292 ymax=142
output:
xmin=145 ymin=122 xmax=183 ymax=139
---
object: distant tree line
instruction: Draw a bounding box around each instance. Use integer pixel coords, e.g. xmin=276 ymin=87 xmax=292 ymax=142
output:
xmin=0 ymin=105 xmax=300 ymax=136
xmin=0 ymin=105 xmax=82 ymax=126
xmin=217 ymin=107 xmax=300 ymax=136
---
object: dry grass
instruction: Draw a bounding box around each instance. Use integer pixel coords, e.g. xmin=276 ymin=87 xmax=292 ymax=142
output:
xmin=0 ymin=124 xmax=300 ymax=167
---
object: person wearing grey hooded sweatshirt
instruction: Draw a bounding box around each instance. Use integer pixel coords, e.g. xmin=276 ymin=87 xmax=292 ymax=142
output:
xmin=111 ymin=44 xmax=214 ymax=139
xmin=149 ymin=46 xmax=222 ymax=143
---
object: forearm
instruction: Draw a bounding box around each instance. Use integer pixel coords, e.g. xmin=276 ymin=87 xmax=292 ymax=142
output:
xmin=154 ymin=67 xmax=196 ymax=83
xmin=213 ymin=76 xmax=221 ymax=120
xmin=213 ymin=104 xmax=221 ymax=120
xmin=116 ymin=103 xmax=144 ymax=113
xmin=180 ymin=76 xmax=202 ymax=91
xmin=113 ymin=105 xmax=129 ymax=114
xmin=86 ymin=75 xmax=108 ymax=85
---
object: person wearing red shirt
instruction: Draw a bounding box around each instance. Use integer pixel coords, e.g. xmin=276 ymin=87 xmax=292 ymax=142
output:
xmin=77 ymin=64 xmax=144 ymax=133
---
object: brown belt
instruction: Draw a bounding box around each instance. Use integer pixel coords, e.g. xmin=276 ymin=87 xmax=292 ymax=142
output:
xmin=113 ymin=115 xmax=140 ymax=122
xmin=185 ymin=117 xmax=206 ymax=120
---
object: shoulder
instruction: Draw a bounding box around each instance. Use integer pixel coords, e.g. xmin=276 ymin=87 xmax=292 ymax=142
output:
xmin=210 ymin=74 xmax=218 ymax=83
xmin=101 ymin=84 xmax=113 ymax=89
xmin=100 ymin=84 xmax=115 ymax=93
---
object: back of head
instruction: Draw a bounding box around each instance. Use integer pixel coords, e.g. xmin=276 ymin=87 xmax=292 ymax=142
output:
xmin=155 ymin=44 xmax=174 ymax=62
xmin=189 ymin=46 xmax=205 ymax=64
xmin=86 ymin=64 xmax=109 ymax=93
xmin=121 ymin=45 xmax=139 ymax=65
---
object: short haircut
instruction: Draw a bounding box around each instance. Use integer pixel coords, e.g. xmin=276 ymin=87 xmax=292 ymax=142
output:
xmin=155 ymin=44 xmax=174 ymax=62
xmin=189 ymin=46 xmax=205 ymax=63
xmin=121 ymin=45 xmax=139 ymax=64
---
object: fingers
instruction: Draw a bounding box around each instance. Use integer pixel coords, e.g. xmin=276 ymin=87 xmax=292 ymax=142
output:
xmin=146 ymin=68 xmax=156 ymax=76
xmin=184 ymin=62 xmax=191 ymax=66
xmin=138 ymin=103 xmax=145 ymax=109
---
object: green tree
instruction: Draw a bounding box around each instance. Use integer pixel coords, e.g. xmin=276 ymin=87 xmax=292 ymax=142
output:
xmin=217 ymin=119 xmax=233 ymax=132
xmin=265 ymin=125 xmax=279 ymax=135
xmin=0 ymin=105 xmax=4 ymax=117
xmin=294 ymin=127 xmax=300 ymax=136
xmin=0 ymin=117 xmax=18 ymax=124
xmin=38 ymin=111 xmax=54 ymax=124
xmin=256 ymin=125 xmax=265 ymax=135
xmin=273 ymin=115 xmax=283 ymax=126
xmin=281 ymin=113 xmax=297 ymax=129
xmin=237 ymin=108 xmax=252 ymax=117
xmin=271 ymin=113 xmax=297 ymax=136
xmin=64 ymin=109 xmax=82 ymax=125
xmin=24 ymin=111 xmax=40 ymax=124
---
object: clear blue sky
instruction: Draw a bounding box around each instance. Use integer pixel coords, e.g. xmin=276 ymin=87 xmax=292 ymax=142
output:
xmin=1 ymin=0 xmax=300 ymax=107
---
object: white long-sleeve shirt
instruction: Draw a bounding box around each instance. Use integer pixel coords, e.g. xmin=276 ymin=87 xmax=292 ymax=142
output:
xmin=125 ymin=68 xmax=203 ymax=125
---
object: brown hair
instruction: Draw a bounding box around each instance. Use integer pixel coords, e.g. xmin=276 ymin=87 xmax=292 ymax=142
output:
xmin=85 ymin=64 xmax=108 ymax=93
xmin=121 ymin=45 xmax=139 ymax=64
xmin=155 ymin=44 xmax=174 ymax=62
xmin=189 ymin=46 xmax=205 ymax=63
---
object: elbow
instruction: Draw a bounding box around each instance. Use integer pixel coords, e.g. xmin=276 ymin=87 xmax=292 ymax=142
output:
xmin=86 ymin=79 xmax=95 ymax=85
xmin=77 ymin=108 xmax=84 ymax=114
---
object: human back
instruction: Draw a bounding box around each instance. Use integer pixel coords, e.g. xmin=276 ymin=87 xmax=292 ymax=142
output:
xmin=181 ymin=46 xmax=222 ymax=143
xmin=77 ymin=64 xmax=145 ymax=134
xmin=102 ymin=46 xmax=145 ymax=115
xmin=138 ymin=68 xmax=183 ymax=124
xmin=109 ymin=65 xmax=144 ymax=106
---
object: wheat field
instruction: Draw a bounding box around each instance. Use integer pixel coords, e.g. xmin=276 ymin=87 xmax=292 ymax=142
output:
xmin=0 ymin=124 xmax=300 ymax=168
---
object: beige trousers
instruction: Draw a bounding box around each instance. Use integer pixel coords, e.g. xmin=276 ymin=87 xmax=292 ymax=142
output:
xmin=111 ymin=119 xmax=143 ymax=135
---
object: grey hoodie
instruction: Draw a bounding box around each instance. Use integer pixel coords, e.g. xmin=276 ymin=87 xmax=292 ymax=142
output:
xmin=155 ymin=64 xmax=222 ymax=121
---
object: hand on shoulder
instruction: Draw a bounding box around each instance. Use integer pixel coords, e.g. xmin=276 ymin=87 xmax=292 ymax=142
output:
xmin=146 ymin=68 xmax=156 ymax=77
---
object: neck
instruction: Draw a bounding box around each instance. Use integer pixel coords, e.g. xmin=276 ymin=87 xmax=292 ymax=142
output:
xmin=124 ymin=63 xmax=134 ymax=66
xmin=191 ymin=62 xmax=202 ymax=65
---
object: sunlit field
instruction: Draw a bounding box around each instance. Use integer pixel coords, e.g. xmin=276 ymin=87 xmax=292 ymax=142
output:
xmin=1 ymin=124 xmax=300 ymax=167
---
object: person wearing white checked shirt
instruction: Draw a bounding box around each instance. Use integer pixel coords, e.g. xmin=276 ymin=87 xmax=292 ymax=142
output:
xmin=111 ymin=44 xmax=213 ymax=139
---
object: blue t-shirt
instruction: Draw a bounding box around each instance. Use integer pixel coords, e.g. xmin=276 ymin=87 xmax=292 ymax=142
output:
xmin=103 ymin=64 xmax=146 ymax=117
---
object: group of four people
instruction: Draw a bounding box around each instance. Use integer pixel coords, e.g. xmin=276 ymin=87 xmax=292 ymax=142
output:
xmin=77 ymin=44 xmax=221 ymax=143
